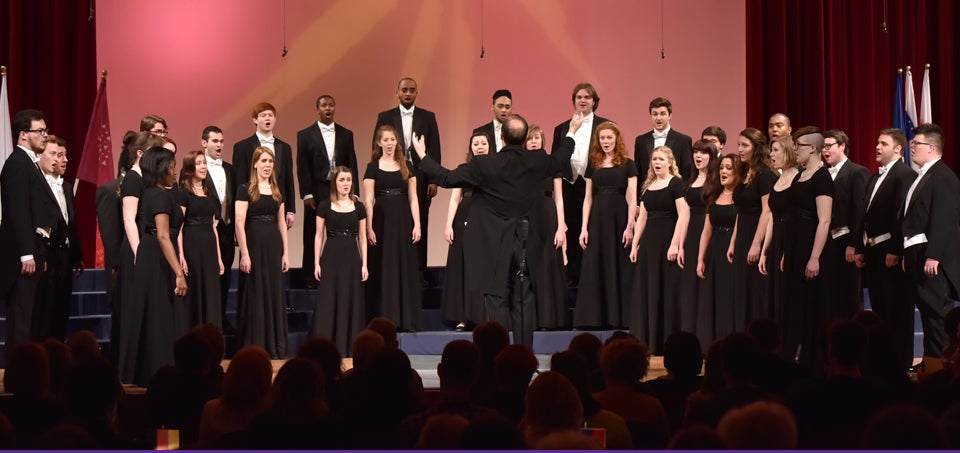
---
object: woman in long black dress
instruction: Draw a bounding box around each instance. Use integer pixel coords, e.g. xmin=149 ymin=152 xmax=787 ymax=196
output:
xmin=130 ymin=147 xmax=188 ymax=386
xmin=678 ymin=140 xmax=720 ymax=334
xmin=575 ymin=121 xmax=637 ymax=329
xmin=363 ymin=125 xmax=422 ymax=331
xmin=235 ymin=147 xmax=290 ymax=359
xmin=732 ymin=128 xmax=776 ymax=331
xmin=178 ymin=150 xmax=224 ymax=329
xmin=117 ymin=131 xmax=164 ymax=384
xmin=312 ymin=166 xmax=368 ymax=354
xmin=630 ymin=146 xmax=689 ymax=354
xmin=697 ymin=154 xmax=742 ymax=346
xmin=527 ymin=125 xmax=569 ymax=330
xmin=784 ymin=131 xmax=833 ymax=369
xmin=758 ymin=136 xmax=798 ymax=327
xmin=440 ymin=131 xmax=490 ymax=331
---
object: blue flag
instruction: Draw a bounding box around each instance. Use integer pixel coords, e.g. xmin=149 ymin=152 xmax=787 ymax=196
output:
xmin=892 ymin=71 xmax=911 ymax=166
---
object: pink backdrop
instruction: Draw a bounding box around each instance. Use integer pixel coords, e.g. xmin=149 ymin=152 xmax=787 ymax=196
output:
xmin=96 ymin=0 xmax=746 ymax=266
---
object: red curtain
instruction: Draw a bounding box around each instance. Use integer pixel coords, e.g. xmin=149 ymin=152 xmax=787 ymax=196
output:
xmin=746 ymin=0 xmax=958 ymax=171
xmin=2 ymin=0 xmax=99 ymax=266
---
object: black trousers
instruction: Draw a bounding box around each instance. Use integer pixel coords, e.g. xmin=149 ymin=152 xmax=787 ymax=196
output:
xmin=4 ymin=237 xmax=47 ymax=357
xmin=561 ymin=175 xmax=586 ymax=285
xmin=217 ymin=220 xmax=236 ymax=332
xmin=823 ymin=235 xmax=863 ymax=320
xmin=904 ymin=243 xmax=956 ymax=358
xmin=863 ymin=244 xmax=915 ymax=368
xmin=483 ymin=220 xmax=536 ymax=348
xmin=38 ymin=243 xmax=73 ymax=341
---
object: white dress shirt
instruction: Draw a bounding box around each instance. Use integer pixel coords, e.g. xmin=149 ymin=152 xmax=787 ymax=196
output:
xmin=867 ymin=159 xmax=897 ymax=209
xmin=904 ymin=158 xmax=939 ymax=215
xmin=493 ymin=119 xmax=504 ymax=152
xmin=399 ymin=105 xmax=415 ymax=156
xmin=319 ymin=121 xmax=337 ymax=178
xmin=653 ymin=125 xmax=671 ymax=149
xmin=206 ymin=155 xmax=228 ymax=223
xmin=569 ymin=113 xmax=594 ymax=181
xmin=256 ymin=131 xmax=275 ymax=153
xmin=828 ymin=156 xmax=847 ymax=181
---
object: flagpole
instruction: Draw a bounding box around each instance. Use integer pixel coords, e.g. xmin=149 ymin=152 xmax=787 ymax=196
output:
xmin=1 ymin=65 xmax=6 ymax=76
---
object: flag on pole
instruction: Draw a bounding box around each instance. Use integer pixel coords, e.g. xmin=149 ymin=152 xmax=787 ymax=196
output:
xmin=76 ymin=73 xmax=113 ymax=268
xmin=904 ymin=67 xmax=918 ymax=132
xmin=892 ymin=69 xmax=910 ymax=166
xmin=0 ymin=66 xmax=13 ymax=223
xmin=920 ymin=64 xmax=932 ymax=125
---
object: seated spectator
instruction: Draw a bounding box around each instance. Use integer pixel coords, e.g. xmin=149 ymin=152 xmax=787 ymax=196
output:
xmin=192 ymin=323 xmax=226 ymax=392
xmin=534 ymin=429 xmax=603 ymax=449
xmin=717 ymin=401 xmax=798 ymax=449
xmin=472 ymin=321 xmax=510 ymax=406
xmin=297 ymin=336 xmax=346 ymax=415
xmin=862 ymin=404 xmax=949 ymax=449
xmin=645 ymin=331 xmax=704 ymax=433
xmin=592 ymin=339 xmax=669 ymax=449
xmin=61 ymin=357 xmax=143 ymax=448
xmin=943 ymin=306 xmax=960 ymax=359
xmin=198 ymin=345 xmax=273 ymax=448
xmin=2 ymin=342 xmax=63 ymax=448
xmin=65 ymin=330 xmax=101 ymax=364
xmin=568 ymin=332 xmax=606 ymax=393
xmin=684 ymin=333 xmax=771 ymax=429
xmin=551 ymin=350 xmax=633 ymax=449
xmin=416 ymin=414 xmax=469 ymax=449
xmin=40 ymin=338 xmax=72 ymax=404
xmin=940 ymin=403 xmax=960 ymax=449
xmin=249 ymin=358 xmax=341 ymax=449
xmin=666 ymin=424 xmax=725 ymax=450
xmin=491 ymin=344 xmax=539 ymax=424
xmin=345 ymin=347 xmax=424 ymax=448
xmin=747 ymin=318 xmax=806 ymax=397
xmin=852 ymin=310 xmax=914 ymax=396
xmin=520 ymin=371 xmax=584 ymax=448
xmin=367 ymin=316 xmax=400 ymax=348
xmin=682 ymin=337 xmax=725 ymax=426
xmin=460 ymin=415 xmax=526 ymax=449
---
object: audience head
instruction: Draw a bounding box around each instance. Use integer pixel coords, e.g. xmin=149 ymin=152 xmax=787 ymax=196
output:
xmin=4 ymin=342 xmax=50 ymax=397
xmin=41 ymin=338 xmax=72 ymax=397
xmin=863 ymin=404 xmax=948 ymax=449
xmin=521 ymin=371 xmax=584 ymax=447
xmin=474 ymin=321 xmax=510 ymax=364
xmin=571 ymin=82 xmax=600 ymax=113
xmin=221 ymin=345 xmax=273 ymax=412
xmin=297 ymin=336 xmax=344 ymax=383
xmin=66 ymin=330 xmax=102 ymax=364
xmin=268 ymin=357 xmax=326 ymax=416
xmin=767 ymin=112 xmax=792 ymax=140
xmin=461 ymin=416 xmax=526 ymax=449
xmin=701 ymin=338 xmax=726 ymax=393
xmin=416 ymin=414 xmax=470 ymax=450
xmin=174 ymin=330 xmax=214 ymax=374
xmin=438 ymin=339 xmax=480 ymax=388
xmin=535 ymin=430 xmax=603 ymax=449
xmin=502 ymin=114 xmax=529 ymax=146
xmin=667 ymin=425 xmax=725 ymax=449
xmin=568 ymin=332 xmax=603 ymax=362
xmin=663 ymin=331 xmax=704 ymax=378
xmin=351 ymin=329 xmax=386 ymax=370
xmin=826 ymin=319 xmax=868 ymax=372
xmin=64 ymin=357 xmax=123 ymax=421
xmin=366 ymin=317 xmax=399 ymax=348
xmin=600 ymin=338 xmax=650 ymax=385
xmin=495 ymin=344 xmax=539 ymax=392
xmin=717 ymin=401 xmax=798 ymax=449
xmin=718 ymin=333 xmax=760 ymax=385
xmin=192 ymin=323 xmax=226 ymax=365
xmin=747 ymin=317 xmax=781 ymax=354
xmin=550 ymin=350 xmax=599 ymax=416
xmin=604 ymin=330 xmax=638 ymax=346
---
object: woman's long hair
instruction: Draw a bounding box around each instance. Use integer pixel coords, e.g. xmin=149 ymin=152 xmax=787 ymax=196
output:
xmin=689 ymin=140 xmax=722 ymax=206
xmin=140 ymin=146 xmax=175 ymax=188
xmin=179 ymin=150 xmax=209 ymax=196
xmin=328 ymin=165 xmax=358 ymax=203
xmin=641 ymin=145 xmax=681 ymax=193
xmin=371 ymin=125 xmax=411 ymax=180
xmin=247 ymin=146 xmax=282 ymax=205
xmin=467 ymin=130 xmax=493 ymax=163
xmin=739 ymin=128 xmax=772 ymax=185
xmin=589 ymin=121 xmax=628 ymax=169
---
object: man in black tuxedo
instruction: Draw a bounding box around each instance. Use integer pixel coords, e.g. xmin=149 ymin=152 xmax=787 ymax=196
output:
xmin=472 ymin=89 xmax=513 ymax=153
xmin=374 ymin=77 xmax=441 ymax=281
xmin=1 ymin=110 xmax=62 ymax=353
xmin=821 ymin=130 xmax=870 ymax=320
xmin=202 ymin=126 xmax=234 ymax=331
xmin=635 ymin=97 xmax=694 ymax=189
xmin=233 ymin=103 xmax=296 ymax=229
xmin=415 ymin=113 xmax=579 ymax=347
xmin=768 ymin=113 xmax=793 ymax=142
xmin=297 ymin=95 xmax=358 ymax=288
xmin=900 ymin=123 xmax=960 ymax=359
xmin=854 ymin=128 xmax=917 ymax=368
xmin=552 ymin=82 xmax=611 ymax=286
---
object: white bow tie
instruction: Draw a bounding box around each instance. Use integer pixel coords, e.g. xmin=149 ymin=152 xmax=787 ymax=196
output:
xmin=46 ymin=175 xmax=63 ymax=187
xmin=320 ymin=124 xmax=335 ymax=133
xmin=207 ymin=158 xmax=223 ymax=167
xmin=400 ymin=110 xmax=414 ymax=118
xmin=260 ymin=136 xmax=275 ymax=145
xmin=878 ymin=166 xmax=888 ymax=175
xmin=829 ymin=166 xmax=839 ymax=175
xmin=653 ymin=130 xmax=669 ymax=140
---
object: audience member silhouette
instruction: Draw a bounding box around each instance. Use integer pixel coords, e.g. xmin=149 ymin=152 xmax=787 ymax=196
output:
xmin=520 ymin=371 xmax=584 ymax=448
xmin=567 ymin=332 xmax=606 ymax=393
xmin=471 ymin=320 xmax=510 ymax=406
xmin=645 ymin=331 xmax=704 ymax=433
xmin=491 ymin=343 xmax=539 ymax=424
xmin=717 ymin=400 xmax=798 ymax=449
xmin=198 ymin=345 xmax=272 ymax=448
xmin=550 ymin=350 xmax=633 ymax=449
xmin=862 ymin=404 xmax=949 ymax=449
xmin=297 ymin=336 xmax=346 ymax=415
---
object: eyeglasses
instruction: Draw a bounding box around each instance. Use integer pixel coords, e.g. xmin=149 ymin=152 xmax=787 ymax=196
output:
xmin=27 ymin=128 xmax=49 ymax=135
xmin=909 ymin=140 xmax=932 ymax=148
xmin=796 ymin=142 xmax=817 ymax=150
xmin=822 ymin=142 xmax=838 ymax=149
xmin=151 ymin=129 xmax=168 ymax=136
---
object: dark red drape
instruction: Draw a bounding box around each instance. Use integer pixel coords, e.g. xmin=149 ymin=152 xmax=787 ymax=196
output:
xmin=746 ymin=0 xmax=958 ymax=171
xmin=2 ymin=0 xmax=99 ymax=266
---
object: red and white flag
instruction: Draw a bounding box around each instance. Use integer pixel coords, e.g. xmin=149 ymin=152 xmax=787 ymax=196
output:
xmin=76 ymin=75 xmax=113 ymax=268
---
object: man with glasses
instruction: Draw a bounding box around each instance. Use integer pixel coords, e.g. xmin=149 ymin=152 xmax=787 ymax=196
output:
xmin=821 ymin=130 xmax=870 ymax=319
xmin=1 ymin=109 xmax=63 ymax=354
xmin=900 ymin=123 xmax=960 ymax=360
xmin=140 ymin=114 xmax=168 ymax=137
xmin=855 ymin=128 xmax=917 ymax=369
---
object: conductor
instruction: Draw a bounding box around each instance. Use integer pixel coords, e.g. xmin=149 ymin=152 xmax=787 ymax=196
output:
xmin=413 ymin=113 xmax=581 ymax=347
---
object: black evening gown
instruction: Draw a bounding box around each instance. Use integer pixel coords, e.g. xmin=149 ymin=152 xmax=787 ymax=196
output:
xmin=679 ymin=185 xmax=706 ymax=333
xmin=117 ymin=169 xmax=144 ymax=384
xmin=535 ymin=178 xmax=569 ymax=329
xmin=311 ymin=200 xmax=366 ymax=356
xmin=179 ymin=189 xmax=222 ymax=329
xmin=440 ymin=188 xmax=484 ymax=326
xmin=631 ymin=177 xmax=685 ymax=354
xmin=364 ymin=163 xmax=422 ymax=331
xmin=129 ymin=186 xmax=187 ymax=386
xmin=783 ymin=167 xmax=834 ymax=369
xmin=236 ymin=184 xmax=287 ymax=359
xmin=574 ymin=161 xmax=638 ymax=329
xmin=766 ymin=184 xmax=794 ymax=328
xmin=697 ymin=202 xmax=738 ymax=347
xmin=732 ymin=166 xmax=776 ymax=331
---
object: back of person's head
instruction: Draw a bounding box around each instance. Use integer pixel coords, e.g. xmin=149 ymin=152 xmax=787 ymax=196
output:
xmin=351 ymin=329 xmax=385 ymax=370
xmin=66 ymin=330 xmax=101 ymax=364
xmin=460 ymin=416 xmax=526 ymax=449
xmin=36 ymin=423 xmax=98 ymax=449
xmin=494 ymin=344 xmax=539 ymax=391
xmin=603 ymin=330 xmax=638 ymax=346
xmin=522 ymin=371 xmax=584 ymax=446
xmin=221 ymin=345 xmax=273 ymax=412
xmin=416 ymin=414 xmax=469 ymax=449
xmin=701 ymin=338 xmax=726 ymax=393
xmin=719 ymin=333 xmax=760 ymax=384
xmin=4 ymin=342 xmax=50 ymax=397
xmin=268 ymin=358 xmax=325 ymax=416
xmin=747 ymin=317 xmax=781 ymax=354
xmin=64 ymin=357 xmax=123 ymax=419
xmin=663 ymin=331 xmax=704 ymax=378
xmin=502 ymin=114 xmax=529 ymax=146
xmin=863 ymin=404 xmax=948 ymax=449
xmin=41 ymin=338 xmax=72 ymax=397
xmin=438 ymin=339 xmax=480 ymax=387
xmin=297 ymin=336 xmax=344 ymax=384
xmin=0 ymin=410 xmax=13 ymax=449
xmin=361 ymin=347 xmax=420 ymax=423
xmin=192 ymin=323 xmax=226 ymax=364
xmin=600 ymin=338 xmax=650 ymax=385
xmin=550 ymin=350 xmax=599 ymax=416
xmin=174 ymin=331 xmax=213 ymax=374
xmin=827 ymin=319 xmax=868 ymax=369
xmin=568 ymin=332 xmax=602 ymax=365
xmin=717 ymin=401 xmax=797 ymax=449
xmin=940 ymin=403 xmax=960 ymax=449
xmin=473 ymin=321 xmax=510 ymax=363
xmin=366 ymin=317 xmax=399 ymax=348
xmin=667 ymin=424 xmax=725 ymax=449
xmin=534 ymin=429 xmax=603 ymax=449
